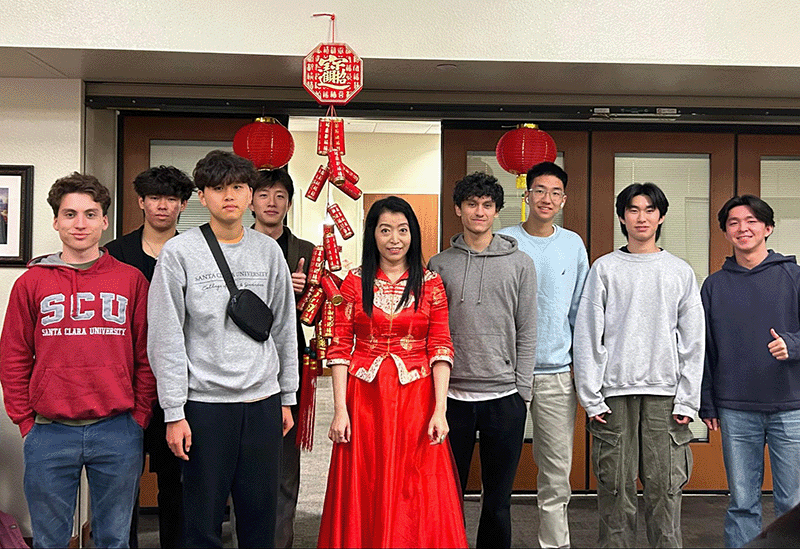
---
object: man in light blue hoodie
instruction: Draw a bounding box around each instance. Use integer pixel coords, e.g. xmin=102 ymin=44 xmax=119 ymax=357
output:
xmin=574 ymin=182 xmax=704 ymax=548
xmin=498 ymin=162 xmax=588 ymax=549
xmin=429 ymin=172 xmax=537 ymax=549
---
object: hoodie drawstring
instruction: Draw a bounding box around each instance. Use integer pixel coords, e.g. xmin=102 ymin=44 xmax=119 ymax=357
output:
xmin=69 ymin=268 xmax=79 ymax=319
xmin=460 ymin=251 xmax=471 ymax=303
xmin=460 ymin=250 xmax=487 ymax=304
xmin=478 ymin=255 xmax=486 ymax=305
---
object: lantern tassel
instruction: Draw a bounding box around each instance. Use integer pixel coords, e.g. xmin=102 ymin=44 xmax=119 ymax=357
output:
xmin=295 ymin=352 xmax=319 ymax=452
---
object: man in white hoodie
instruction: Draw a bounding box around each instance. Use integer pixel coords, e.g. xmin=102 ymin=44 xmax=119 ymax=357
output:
xmin=574 ymin=182 xmax=705 ymax=548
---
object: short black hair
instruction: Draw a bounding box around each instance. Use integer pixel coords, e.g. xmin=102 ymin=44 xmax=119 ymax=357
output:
xmin=453 ymin=172 xmax=504 ymax=211
xmin=47 ymin=172 xmax=111 ymax=216
xmin=193 ymin=150 xmax=257 ymax=190
xmin=526 ymin=161 xmax=568 ymax=190
xmin=252 ymin=168 xmax=294 ymax=202
xmin=615 ymin=182 xmax=669 ymax=240
xmin=717 ymin=195 xmax=775 ymax=231
xmin=133 ymin=166 xmax=194 ymax=202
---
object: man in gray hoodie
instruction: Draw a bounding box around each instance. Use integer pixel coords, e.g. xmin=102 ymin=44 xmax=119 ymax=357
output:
xmin=574 ymin=182 xmax=705 ymax=548
xmin=429 ymin=172 xmax=537 ymax=549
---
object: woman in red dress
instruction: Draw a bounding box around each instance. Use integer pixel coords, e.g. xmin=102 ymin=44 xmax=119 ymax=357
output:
xmin=317 ymin=196 xmax=467 ymax=548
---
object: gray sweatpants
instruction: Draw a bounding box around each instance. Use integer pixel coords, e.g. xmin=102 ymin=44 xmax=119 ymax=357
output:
xmin=587 ymin=395 xmax=693 ymax=548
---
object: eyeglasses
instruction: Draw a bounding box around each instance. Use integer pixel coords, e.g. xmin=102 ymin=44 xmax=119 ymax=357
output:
xmin=530 ymin=187 xmax=564 ymax=200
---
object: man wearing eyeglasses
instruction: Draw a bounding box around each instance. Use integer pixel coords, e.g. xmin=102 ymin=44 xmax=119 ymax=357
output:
xmin=498 ymin=162 xmax=588 ymax=548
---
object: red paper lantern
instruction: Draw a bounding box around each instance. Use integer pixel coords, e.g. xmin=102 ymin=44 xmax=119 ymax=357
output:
xmin=496 ymin=124 xmax=557 ymax=188
xmin=233 ymin=117 xmax=295 ymax=170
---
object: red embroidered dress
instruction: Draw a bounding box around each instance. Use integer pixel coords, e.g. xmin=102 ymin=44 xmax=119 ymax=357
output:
xmin=317 ymin=268 xmax=467 ymax=548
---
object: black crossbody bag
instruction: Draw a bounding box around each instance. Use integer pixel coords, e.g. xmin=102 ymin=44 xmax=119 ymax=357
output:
xmin=200 ymin=223 xmax=273 ymax=342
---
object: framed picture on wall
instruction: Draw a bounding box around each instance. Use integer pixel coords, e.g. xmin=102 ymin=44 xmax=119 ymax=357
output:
xmin=0 ymin=165 xmax=34 ymax=266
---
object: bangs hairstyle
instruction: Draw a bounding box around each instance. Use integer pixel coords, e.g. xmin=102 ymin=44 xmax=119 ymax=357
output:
xmin=193 ymin=150 xmax=257 ymax=190
xmin=526 ymin=161 xmax=568 ymax=190
xmin=47 ymin=172 xmax=111 ymax=216
xmin=133 ymin=166 xmax=194 ymax=201
xmin=361 ymin=196 xmax=424 ymax=316
xmin=717 ymin=195 xmax=775 ymax=231
xmin=252 ymin=168 xmax=295 ymax=201
xmin=615 ymin=182 xmax=669 ymax=240
xmin=453 ymin=172 xmax=505 ymax=211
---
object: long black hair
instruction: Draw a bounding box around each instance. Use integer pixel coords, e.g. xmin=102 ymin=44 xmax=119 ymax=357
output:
xmin=361 ymin=196 xmax=424 ymax=316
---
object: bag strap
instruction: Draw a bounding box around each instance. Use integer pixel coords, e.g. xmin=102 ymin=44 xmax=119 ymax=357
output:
xmin=200 ymin=223 xmax=238 ymax=296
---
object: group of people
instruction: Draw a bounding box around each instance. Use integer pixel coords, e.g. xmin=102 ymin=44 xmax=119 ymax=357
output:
xmin=0 ymin=149 xmax=798 ymax=549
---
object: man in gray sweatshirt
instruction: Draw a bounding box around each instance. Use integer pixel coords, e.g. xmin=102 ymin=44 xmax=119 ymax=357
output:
xmin=574 ymin=182 xmax=705 ymax=548
xmin=147 ymin=150 xmax=298 ymax=548
xmin=429 ymin=172 xmax=537 ymax=549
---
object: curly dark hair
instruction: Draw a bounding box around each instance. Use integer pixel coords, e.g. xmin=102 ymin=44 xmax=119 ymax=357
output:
xmin=133 ymin=166 xmax=194 ymax=201
xmin=453 ymin=172 xmax=504 ymax=211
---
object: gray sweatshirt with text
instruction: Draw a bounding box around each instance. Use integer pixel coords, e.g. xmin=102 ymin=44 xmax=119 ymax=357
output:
xmin=147 ymin=227 xmax=298 ymax=422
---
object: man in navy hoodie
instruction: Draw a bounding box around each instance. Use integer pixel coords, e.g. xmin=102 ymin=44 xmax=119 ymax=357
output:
xmin=700 ymin=195 xmax=800 ymax=548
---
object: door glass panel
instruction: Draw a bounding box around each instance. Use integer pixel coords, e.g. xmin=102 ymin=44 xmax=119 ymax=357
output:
xmin=614 ymin=153 xmax=710 ymax=441
xmin=760 ymin=157 xmax=800 ymax=259
xmin=467 ymin=152 xmax=565 ymax=233
xmin=150 ymin=140 xmax=233 ymax=232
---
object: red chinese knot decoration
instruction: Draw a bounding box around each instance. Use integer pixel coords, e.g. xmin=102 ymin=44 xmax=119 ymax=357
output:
xmin=496 ymin=124 xmax=557 ymax=189
xmin=303 ymin=43 xmax=363 ymax=106
xmin=233 ymin=117 xmax=295 ymax=170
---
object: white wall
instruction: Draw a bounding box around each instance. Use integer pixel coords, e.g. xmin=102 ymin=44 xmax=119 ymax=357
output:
xmin=3 ymin=0 xmax=800 ymax=67
xmin=0 ymin=77 xmax=84 ymax=534
xmin=289 ymin=131 xmax=440 ymax=268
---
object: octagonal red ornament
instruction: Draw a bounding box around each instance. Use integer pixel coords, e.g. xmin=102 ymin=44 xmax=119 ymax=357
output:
xmin=233 ymin=117 xmax=295 ymax=170
xmin=303 ymin=42 xmax=363 ymax=106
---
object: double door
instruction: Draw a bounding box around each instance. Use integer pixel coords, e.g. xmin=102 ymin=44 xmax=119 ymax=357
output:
xmin=442 ymin=127 xmax=799 ymax=492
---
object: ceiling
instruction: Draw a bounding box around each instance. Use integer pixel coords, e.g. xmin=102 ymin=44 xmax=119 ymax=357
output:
xmin=5 ymin=46 xmax=800 ymax=115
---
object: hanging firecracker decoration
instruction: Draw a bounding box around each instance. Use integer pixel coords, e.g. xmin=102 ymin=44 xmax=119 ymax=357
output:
xmin=233 ymin=117 xmax=295 ymax=169
xmin=295 ymin=13 xmax=364 ymax=452
xmin=495 ymin=123 xmax=558 ymax=221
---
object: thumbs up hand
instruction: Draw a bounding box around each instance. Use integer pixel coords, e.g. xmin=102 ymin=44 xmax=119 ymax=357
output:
xmin=292 ymin=257 xmax=307 ymax=294
xmin=768 ymin=328 xmax=789 ymax=360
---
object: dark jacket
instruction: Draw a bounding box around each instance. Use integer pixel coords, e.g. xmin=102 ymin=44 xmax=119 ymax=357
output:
xmin=105 ymin=226 xmax=158 ymax=282
xmin=700 ymin=251 xmax=800 ymax=418
xmin=276 ymin=226 xmax=315 ymax=372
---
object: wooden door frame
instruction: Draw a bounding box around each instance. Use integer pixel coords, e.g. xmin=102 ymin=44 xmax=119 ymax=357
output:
xmin=590 ymin=131 xmax=735 ymax=490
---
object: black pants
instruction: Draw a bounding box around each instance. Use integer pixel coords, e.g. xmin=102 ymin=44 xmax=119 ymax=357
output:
xmin=182 ymin=396 xmax=283 ymax=549
xmin=447 ymin=393 xmax=527 ymax=549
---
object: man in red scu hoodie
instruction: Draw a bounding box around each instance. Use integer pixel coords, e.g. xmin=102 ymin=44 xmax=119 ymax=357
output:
xmin=0 ymin=173 xmax=157 ymax=549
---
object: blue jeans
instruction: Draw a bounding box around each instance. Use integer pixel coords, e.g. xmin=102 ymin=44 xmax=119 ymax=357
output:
xmin=23 ymin=413 xmax=144 ymax=549
xmin=718 ymin=407 xmax=800 ymax=548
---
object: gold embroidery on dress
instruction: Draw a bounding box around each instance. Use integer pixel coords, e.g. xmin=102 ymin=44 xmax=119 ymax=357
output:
xmin=372 ymin=278 xmax=415 ymax=316
xmin=400 ymin=334 xmax=414 ymax=351
xmin=353 ymin=353 xmax=422 ymax=385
